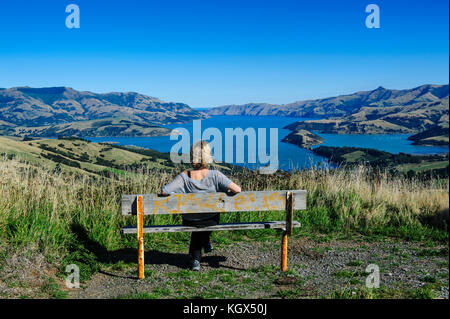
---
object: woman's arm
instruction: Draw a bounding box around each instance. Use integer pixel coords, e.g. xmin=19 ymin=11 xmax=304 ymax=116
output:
xmin=160 ymin=173 xmax=185 ymax=196
xmin=214 ymin=170 xmax=241 ymax=194
xmin=227 ymin=182 xmax=241 ymax=194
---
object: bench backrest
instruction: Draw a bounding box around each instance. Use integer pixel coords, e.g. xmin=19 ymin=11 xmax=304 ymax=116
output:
xmin=122 ymin=190 xmax=306 ymax=216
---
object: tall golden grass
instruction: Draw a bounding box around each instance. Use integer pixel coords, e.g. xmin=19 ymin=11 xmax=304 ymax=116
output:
xmin=0 ymin=156 xmax=448 ymax=260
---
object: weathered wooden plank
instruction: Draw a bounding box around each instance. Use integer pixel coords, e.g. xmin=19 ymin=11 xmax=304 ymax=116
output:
xmin=285 ymin=191 xmax=294 ymax=236
xmin=122 ymin=221 xmax=301 ymax=234
xmin=121 ymin=190 xmax=306 ymax=215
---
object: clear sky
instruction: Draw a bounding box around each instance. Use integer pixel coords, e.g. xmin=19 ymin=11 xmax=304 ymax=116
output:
xmin=0 ymin=0 xmax=448 ymax=108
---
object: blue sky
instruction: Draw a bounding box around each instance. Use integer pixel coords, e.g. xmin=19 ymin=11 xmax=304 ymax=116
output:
xmin=0 ymin=0 xmax=448 ymax=108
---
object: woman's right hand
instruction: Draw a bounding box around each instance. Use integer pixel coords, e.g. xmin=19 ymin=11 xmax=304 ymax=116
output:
xmin=227 ymin=182 xmax=241 ymax=194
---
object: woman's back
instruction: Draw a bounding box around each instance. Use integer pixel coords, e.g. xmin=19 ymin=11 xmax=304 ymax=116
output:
xmin=161 ymin=169 xmax=233 ymax=195
xmin=160 ymin=140 xmax=241 ymax=270
xmin=188 ymin=168 xmax=209 ymax=181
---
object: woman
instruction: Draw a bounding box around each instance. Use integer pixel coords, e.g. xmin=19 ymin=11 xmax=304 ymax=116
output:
xmin=161 ymin=141 xmax=241 ymax=271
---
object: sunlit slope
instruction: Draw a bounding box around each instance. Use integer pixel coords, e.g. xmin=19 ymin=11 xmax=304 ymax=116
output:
xmin=0 ymin=136 xmax=173 ymax=174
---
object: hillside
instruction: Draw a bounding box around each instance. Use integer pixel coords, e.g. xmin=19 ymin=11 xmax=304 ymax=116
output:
xmin=207 ymin=85 xmax=449 ymax=144
xmin=0 ymin=87 xmax=208 ymax=137
xmin=407 ymin=123 xmax=449 ymax=146
xmin=0 ymin=136 xmax=238 ymax=177
xmin=0 ymin=136 xmax=176 ymax=175
xmin=284 ymin=97 xmax=448 ymax=135
xmin=207 ymin=84 xmax=449 ymax=119
xmin=0 ymin=149 xmax=448 ymax=299
xmin=0 ymin=118 xmax=175 ymax=138
xmin=312 ymin=145 xmax=449 ymax=178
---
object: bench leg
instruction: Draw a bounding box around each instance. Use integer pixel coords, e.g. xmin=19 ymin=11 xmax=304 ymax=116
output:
xmin=282 ymin=191 xmax=293 ymax=272
xmin=281 ymin=230 xmax=288 ymax=272
xmin=138 ymin=237 xmax=144 ymax=279
xmin=137 ymin=195 xmax=145 ymax=279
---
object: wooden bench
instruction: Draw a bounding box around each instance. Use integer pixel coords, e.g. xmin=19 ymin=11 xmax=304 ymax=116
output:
xmin=121 ymin=190 xmax=306 ymax=279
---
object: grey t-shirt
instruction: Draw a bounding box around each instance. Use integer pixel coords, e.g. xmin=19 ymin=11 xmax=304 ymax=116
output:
xmin=162 ymin=169 xmax=233 ymax=195
xmin=161 ymin=169 xmax=233 ymax=223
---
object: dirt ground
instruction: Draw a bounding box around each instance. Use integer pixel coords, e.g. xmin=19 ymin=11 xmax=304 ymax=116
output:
xmin=64 ymin=236 xmax=449 ymax=299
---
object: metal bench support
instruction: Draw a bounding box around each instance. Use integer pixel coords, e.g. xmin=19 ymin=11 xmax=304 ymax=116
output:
xmin=137 ymin=195 xmax=144 ymax=279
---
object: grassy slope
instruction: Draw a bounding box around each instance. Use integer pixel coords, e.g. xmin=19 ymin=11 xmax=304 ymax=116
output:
xmin=0 ymin=136 xmax=173 ymax=174
xmin=396 ymin=160 xmax=449 ymax=173
xmin=417 ymin=135 xmax=449 ymax=146
xmin=407 ymin=122 xmax=449 ymax=146
xmin=1 ymin=118 xmax=174 ymax=138
xmin=313 ymin=146 xmax=449 ymax=177
xmin=0 ymin=140 xmax=448 ymax=299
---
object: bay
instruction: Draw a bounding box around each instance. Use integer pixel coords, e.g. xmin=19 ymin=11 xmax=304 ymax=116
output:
xmin=89 ymin=115 xmax=448 ymax=171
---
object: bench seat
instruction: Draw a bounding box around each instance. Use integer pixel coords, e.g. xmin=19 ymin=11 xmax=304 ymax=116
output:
xmin=123 ymin=221 xmax=301 ymax=234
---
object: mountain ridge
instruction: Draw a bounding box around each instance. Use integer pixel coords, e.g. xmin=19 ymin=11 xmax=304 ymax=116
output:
xmin=0 ymin=86 xmax=208 ymax=127
xmin=206 ymin=84 xmax=449 ymax=118
xmin=206 ymin=84 xmax=449 ymax=148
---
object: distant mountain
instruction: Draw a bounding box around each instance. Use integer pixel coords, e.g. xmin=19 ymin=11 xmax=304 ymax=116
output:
xmin=206 ymin=84 xmax=449 ymax=148
xmin=0 ymin=87 xmax=208 ymax=127
xmin=282 ymin=86 xmax=449 ymax=147
xmin=207 ymin=84 xmax=449 ymax=119
xmin=283 ymin=92 xmax=448 ymax=135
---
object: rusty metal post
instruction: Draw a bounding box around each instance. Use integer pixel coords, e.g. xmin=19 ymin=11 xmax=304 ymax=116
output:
xmin=281 ymin=230 xmax=288 ymax=272
xmin=137 ymin=195 xmax=145 ymax=279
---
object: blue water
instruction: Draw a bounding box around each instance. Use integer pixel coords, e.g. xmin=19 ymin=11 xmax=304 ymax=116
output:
xmin=316 ymin=133 xmax=449 ymax=155
xmin=89 ymin=115 xmax=448 ymax=171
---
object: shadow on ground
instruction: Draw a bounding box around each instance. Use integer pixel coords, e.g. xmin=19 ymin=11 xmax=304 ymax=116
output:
xmin=70 ymin=223 xmax=243 ymax=279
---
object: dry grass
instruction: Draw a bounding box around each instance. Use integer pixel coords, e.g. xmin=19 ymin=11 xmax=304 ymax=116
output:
xmin=0 ymin=155 xmax=448 ymax=262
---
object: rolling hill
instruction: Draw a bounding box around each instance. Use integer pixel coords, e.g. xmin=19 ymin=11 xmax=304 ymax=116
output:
xmin=207 ymin=84 xmax=449 ymax=119
xmin=407 ymin=122 xmax=449 ymax=146
xmin=0 ymin=136 xmax=175 ymax=175
xmin=205 ymin=84 xmax=449 ymax=148
xmin=0 ymin=136 xmax=238 ymax=177
xmin=0 ymin=87 xmax=208 ymax=138
xmin=0 ymin=118 xmax=175 ymax=138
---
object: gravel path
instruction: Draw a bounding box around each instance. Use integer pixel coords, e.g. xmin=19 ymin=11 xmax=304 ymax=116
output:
xmin=69 ymin=236 xmax=449 ymax=299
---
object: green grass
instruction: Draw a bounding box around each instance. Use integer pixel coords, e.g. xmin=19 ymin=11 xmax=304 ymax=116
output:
xmin=397 ymin=161 xmax=449 ymax=173
xmin=118 ymin=288 xmax=173 ymax=299
xmin=275 ymin=287 xmax=305 ymax=299
xmin=0 ymin=151 xmax=448 ymax=299
xmin=347 ymin=260 xmax=364 ymax=267
xmin=409 ymin=286 xmax=435 ymax=299
xmin=421 ymin=275 xmax=438 ymax=284
xmin=327 ymin=284 xmax=443 ymax=299
xmin=39 ymin=277 xmax=68 ymax=299
xmin=417 ymin=247 xmax=449 ymax=257
xmin=332 ymin=270 xmax=367 ymax=279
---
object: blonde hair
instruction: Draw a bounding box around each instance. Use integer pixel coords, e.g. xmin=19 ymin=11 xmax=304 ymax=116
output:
xmin=190 ymin=141 xmax=213 ymax=169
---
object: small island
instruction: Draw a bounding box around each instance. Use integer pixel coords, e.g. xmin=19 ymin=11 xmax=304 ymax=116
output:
xmin=281 ymin=129 xmax=324 ymax=149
